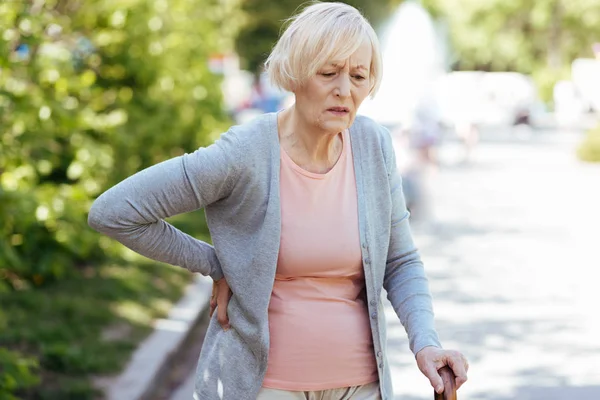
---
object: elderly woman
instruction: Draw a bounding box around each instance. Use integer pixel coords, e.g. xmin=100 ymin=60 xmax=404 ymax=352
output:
xmin=88 ymin=2 xmax=468 ymax=399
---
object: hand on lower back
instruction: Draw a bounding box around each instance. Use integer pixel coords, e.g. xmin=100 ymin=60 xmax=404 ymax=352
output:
xmin=210 ymin=278 xmax=232 ymax=330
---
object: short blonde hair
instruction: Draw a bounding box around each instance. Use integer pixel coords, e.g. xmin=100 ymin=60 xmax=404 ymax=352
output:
xmin=265 ymin=1 xmax=383 ymax=98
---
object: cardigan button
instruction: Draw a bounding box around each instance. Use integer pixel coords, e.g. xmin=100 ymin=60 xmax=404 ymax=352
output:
xmin=364 ymin=257 xmax=370 ymax=264
xmin=371 ymin=312 xmax=377 ymax=319
xmin=377 ymin=351 xmax=382 ymax=357
xmin=370 ymin=299 xmax=377 ymax=306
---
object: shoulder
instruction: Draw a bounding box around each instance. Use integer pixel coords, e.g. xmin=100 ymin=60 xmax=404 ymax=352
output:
xmin=353 ymin=114 xmax=392 ymax=142
xmin=208 ymin=113 xmax=275 ymax=184
xmin=223 ymin=113 xmax=276 ymax=151
xmin=352 ymin=114 xmax=395 ymax=160
xmin=206 ymin=113 xmax=275 ymax=168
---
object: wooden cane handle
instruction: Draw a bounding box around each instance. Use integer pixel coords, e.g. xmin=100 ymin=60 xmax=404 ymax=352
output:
xmin=434 ymin=366 xmax=457 ymax=400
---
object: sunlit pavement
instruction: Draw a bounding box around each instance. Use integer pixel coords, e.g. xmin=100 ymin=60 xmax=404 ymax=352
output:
xmin=386 ymin=128 xmax=600 ymax=399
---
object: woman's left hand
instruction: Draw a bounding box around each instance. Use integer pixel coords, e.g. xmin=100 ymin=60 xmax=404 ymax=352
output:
xmin=416 ymin=346 xmax=469 ymax=394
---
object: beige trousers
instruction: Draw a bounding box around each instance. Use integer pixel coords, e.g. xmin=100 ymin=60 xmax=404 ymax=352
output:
xmin=257 ymin=381 xmax=381 ymax=400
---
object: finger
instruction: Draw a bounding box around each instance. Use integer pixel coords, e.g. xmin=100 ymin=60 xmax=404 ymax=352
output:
xmin=209 ymin=297 xmax=217 ymax=317
xmin=216 ymin=288 xmax=231 ymax=330
xmin=216 ymin=300 xmax=229 ymax=330
xmin=425 ymin=364 xmax=444 ymax=394
xmin=209 ymin=283 xmax=217 ymax=317
xmin=447 ymin=353 xmax=468 ymax=389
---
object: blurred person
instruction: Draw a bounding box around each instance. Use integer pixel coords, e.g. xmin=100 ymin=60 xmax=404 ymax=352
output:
xmin=400 ymin=95 xmax=442 ymax=221
xmin=390 ymin=125 xmax=427 ymax=220
xmin=453 ymin=94 xmax=479 ymax=163
xmin=249 ymin=71 xmax=290 ymax=114
xmin=88 ymin=3 xmax=468 ymax=399
xmin=410 ymin=94 xmax=443 ymax=170
xmin=455 ymin=120 xmax=479 ymax=163
xmin=249 ymin=74 xmax=276 ymax=113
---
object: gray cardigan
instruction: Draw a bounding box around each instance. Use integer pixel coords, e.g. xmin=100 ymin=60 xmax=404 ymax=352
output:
xmin=88 ymin=113 xmax=441 ymax=400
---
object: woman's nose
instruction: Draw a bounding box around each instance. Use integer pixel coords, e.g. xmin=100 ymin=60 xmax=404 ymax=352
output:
xmin=335 ymin=74 xmax=351 ymax=98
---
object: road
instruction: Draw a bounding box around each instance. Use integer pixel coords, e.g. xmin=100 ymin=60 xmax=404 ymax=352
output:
xmin=171 ymin=127 xmax=600 ymax=400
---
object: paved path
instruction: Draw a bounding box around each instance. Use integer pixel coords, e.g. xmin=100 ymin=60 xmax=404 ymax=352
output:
xmin=172 ymin=128 xmax=600 ymax=400
xmin=387 ymin=129 xmax=600 ymax=399
xmin=171 ymin=369 xmax=195 ymax=400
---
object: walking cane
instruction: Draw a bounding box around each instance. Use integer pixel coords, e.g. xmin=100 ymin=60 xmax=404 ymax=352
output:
xmin=434 ymin=366 xmax=457 ymax=400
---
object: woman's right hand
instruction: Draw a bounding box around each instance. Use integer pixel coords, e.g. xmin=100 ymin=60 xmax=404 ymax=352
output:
xmin=210 ymin=278 xmax=232 ymax=330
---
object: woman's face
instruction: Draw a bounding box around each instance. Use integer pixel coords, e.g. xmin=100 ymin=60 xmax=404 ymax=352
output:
xmin=294 ymin=38 xmax=372 ymax=134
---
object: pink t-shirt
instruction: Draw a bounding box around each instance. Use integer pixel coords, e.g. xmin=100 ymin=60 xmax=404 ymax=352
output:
xmin=262 ymin=129 xmax=378 ymax=391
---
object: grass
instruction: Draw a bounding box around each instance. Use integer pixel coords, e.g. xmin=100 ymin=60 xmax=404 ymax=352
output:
xmin=0 ymin=211 xmax=210 ymax=399
xmin=577 ymin=124 xmax=600 ymax=163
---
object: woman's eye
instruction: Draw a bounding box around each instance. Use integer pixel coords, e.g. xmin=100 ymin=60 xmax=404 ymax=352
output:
xmin=353 ymin=75 xmax=366 ymax=80
xmin=321 ymin=72 xmax=336 ymax=77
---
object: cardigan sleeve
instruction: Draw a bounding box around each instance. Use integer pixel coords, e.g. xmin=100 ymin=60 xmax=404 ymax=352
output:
xmin=378 ymin=125 xmax=442 ymax=355
xmin=88 ymin=129 xmax=242 ymax=281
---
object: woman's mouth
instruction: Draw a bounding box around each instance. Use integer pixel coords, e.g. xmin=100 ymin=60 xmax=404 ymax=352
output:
xmin=327 ymin=107 xmax=349 ymax=116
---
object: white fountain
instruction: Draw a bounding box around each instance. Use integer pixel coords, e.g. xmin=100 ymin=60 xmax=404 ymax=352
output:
xmin=360 ymin=0 xmax=448 ymax=128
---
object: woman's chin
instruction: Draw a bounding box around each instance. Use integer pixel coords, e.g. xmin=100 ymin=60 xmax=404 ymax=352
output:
xmin=321 ymin=120 xmax=350 ymax=134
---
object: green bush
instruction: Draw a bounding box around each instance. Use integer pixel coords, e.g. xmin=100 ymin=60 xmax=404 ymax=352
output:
xmin=577 ymin=124 xmax=600 ymax=163
xmin=0 ymin=347 xmax=40 ymax=399
xmin=0 ymin=1 xmax=237 ymax=396
xmin=0 ymin=0 xmax=232 ymax=287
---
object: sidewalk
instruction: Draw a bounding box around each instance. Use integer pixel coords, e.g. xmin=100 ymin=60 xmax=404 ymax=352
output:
xmin=98 ymin=275 xmax=212 ymax=400
xmin=386 ymin=129 xmax=600 ymax=399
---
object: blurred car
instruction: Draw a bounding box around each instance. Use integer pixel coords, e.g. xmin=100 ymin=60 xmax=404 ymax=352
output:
xmin=572 ymin=58 xmax=600 ymax=113
xmin=435 ymin=71 xmax=544 ymax=130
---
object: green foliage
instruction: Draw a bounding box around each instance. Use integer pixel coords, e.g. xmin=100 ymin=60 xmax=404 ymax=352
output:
xmin=0 ymin=348 xmax=40 ymax=399
xmin=0 ymin=0 xmax=232 ymax=287
xmin=1 ymin=0 xmax=234 ymax=396
xmin=577 ymin=124 xmax=600 ymax=163
xmin=420 ymin=0 xmax=600 ymax=102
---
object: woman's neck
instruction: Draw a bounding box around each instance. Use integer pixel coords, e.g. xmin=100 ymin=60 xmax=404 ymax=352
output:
xmin=278 ymin=107 xmax=343 ymax=173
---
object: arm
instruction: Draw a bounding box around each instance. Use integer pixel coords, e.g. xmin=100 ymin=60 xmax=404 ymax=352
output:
xmin=88 ymin=129 xmax=242 ymax=281
xmin=379 ymin=126 xmax=469 ymax=394
xmin=380 ymin=126 xmax=442 ymax=355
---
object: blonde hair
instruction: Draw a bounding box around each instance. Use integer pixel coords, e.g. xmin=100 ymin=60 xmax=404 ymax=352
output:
xmin=265 ymin=1 xmax=383 ymax=98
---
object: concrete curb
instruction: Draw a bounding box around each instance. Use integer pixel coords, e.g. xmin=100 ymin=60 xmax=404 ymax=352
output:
xmin=100 ymin=274 xmax=212 ymax=400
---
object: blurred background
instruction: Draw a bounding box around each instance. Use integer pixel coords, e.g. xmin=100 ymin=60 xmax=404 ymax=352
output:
xmin=1 ymin=0 xmax=599 ymax=399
